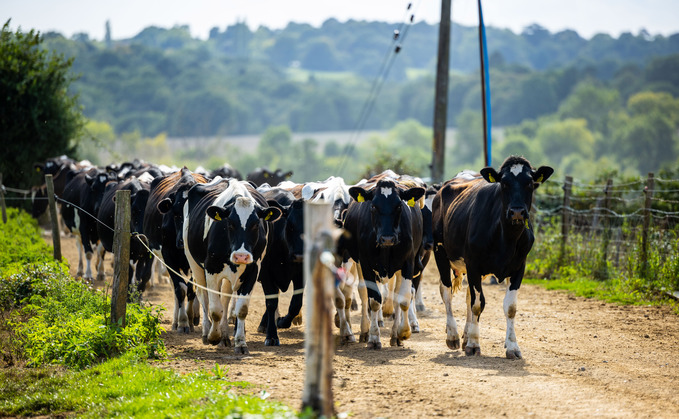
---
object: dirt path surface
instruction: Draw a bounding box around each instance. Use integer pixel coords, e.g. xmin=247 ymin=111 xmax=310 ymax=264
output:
xmin=56 ymin=233 xmax=679 ymax=418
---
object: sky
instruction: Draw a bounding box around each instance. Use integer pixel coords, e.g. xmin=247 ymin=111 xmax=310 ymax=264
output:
xmin=3 ymin=0 xmax=679 ymax=41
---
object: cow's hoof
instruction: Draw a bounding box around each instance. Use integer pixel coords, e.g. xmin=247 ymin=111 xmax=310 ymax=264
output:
xmin=342 ymin=334 xmax=356 ymax=344
xmin=228 ymin=316 xmax=236 ymax=325
xmin=257 ymin=324 xmax=266 ymax=334
xmin=351 ymin=300 xmax=358 ymax=311
xmin=189 ymin=324 xmax=195 ymax=333
xmin=292 ymin=315 xmax=303 ymax=326
xmin=359 ymin=333 xmax=369 ymax=342
xmin=96 ymin=273 xmax=106 ymax=282
xmin=367 ymin=341 xmax=382 ymax=350
xmin=76 ymin=271 xmax=84 ymax=279
xmin=218 ymin=337 xmax=231 ymax=348
xmin=378 ymin=320 xmax=384 ymax=328
xmin=390 ymin=337 xmax=404 ymax=347
xmin=416 ymin=303 xmax=426 ymax=312
xmin=277 ymin=317 xmax=292 ymax=329
xmin=446 ymin=337 xmax=461 ymax=350
xmin=465 ymin=346 xmax=481 ymax=356
xmin=334 ymin=313 xmax=340 ymax=328
xmin=193 ymin=316 xmax=200 ymax=326
xmin=265 ymin=338 xmax=280 ymax=347
xmin=411 ymin=324 xmax=420 ymax=333
xmin=506 ymin=349 xmax=522 ymax=360
xmin=178 ymin=326 xmax=190 ymax=334
xmin=202 ymin=335 xmax=209 ymax=345
xmin=171 ymin=323 xmax=178 ymax=331
xmin=234 ymin=346 xmax=249 ymax=355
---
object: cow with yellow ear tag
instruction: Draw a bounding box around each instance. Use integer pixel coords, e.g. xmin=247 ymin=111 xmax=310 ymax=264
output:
xmin=432 ymin=155 xmax=553 ymax=359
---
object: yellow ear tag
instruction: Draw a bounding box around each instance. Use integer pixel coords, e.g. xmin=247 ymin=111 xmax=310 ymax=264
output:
xmin=357 ymin=193 xmax=365 ymax=203
xmin=265 ymin=211 xmax=272 ymax=221
xmin=407 ymin=197 xmax=415 ymax=207
xmin=36 ymin=168 xmax=40 ymax=173
xmin=537 ymin=174 xmax=544 ymax=183
xmin=488 ymin=174 xmax=496 ymax=183
xmin=214 ymin=212 xmax=221 ymax=221
xmin=525 ymin=219 xmax=530 ymax=229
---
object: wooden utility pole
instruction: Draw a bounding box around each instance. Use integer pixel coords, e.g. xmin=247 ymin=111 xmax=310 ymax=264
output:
xmin=111 ymin=189 xmax=131 ymax=326
xmin=45 ymin=174 xmax=61 ymax=261
xmin=431 ymin=0 xmax=452 ymax=184
xmin=302 ymin=201 xmax=335 ymax=417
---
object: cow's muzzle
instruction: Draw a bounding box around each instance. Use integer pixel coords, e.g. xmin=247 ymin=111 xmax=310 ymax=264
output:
xmin=507 ymin=208 xmax=528 ymax=225
xmin=231 ymin=252 xmax=252 ymax=265
xmin=377 ymin=235 xmax=398 ymax=247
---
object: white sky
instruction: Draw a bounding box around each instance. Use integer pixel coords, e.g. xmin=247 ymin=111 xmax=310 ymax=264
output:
xmin=3 ymin=0 xmax=679 ymax=41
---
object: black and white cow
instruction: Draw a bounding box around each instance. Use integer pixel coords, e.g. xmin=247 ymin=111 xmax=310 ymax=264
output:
xmin=143 ymin=167 xmax=209 ymax=333
xmin=339 ymin=179 xmax=424 ymax=349
xmin=256 ymin=187 xmax=305 ymax=344
xmin=183 ymin=179 xmax=282 ymax=353
xmin=246 ymin=167 xmax=293 ymax=187
xmin=60 ymin=167 xmax=116 ymax=281
xmin=97 ymin=175 xmax=154 ymax=294
xmin=432 ymin=155 xmax=553 ymax=358
xmin=31 ymin=156 xmax=91 ymax=219
xmin=210 ymin=163 xmax=243 ymax=181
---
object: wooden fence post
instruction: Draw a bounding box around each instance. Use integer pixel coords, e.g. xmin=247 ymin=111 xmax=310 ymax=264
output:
xmin=45 ymin=174 xmax=61 ymax=261
xmin=0 ymin=173 xmax=7 ymax=224
xmin=302 ymin=201 xmax=335 ymax=417
xmin=641 ymin=172 xmax=654 ymax=277
xmin=110 ymin=189 xmax=131 ymax=326
xmin=560 ymin=175 xmax=573 ymax=263
xmin=599 ymin=179 xmax=613 ymax=278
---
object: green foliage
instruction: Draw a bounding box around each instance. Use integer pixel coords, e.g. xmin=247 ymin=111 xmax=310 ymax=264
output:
xmin=3 ymin=263 xmax=166 ymax=369
xmin=0 ymin=21 xmax=84 ymax=192
xmin=0 ymin=208 xmax=165 ymax=369
xmin=0 ymin=208 xmax=56 ymax=276
xmin=0 ymin=354 xmax=298 ymax=418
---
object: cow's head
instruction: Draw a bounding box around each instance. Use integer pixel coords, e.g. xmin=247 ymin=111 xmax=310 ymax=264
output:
xmin=158 ymin=187 xmax=191 ymax=249
xmin=349 ymin=180 xmax=424 ymax=248
xmin=480 ymin=156 xmax=554 ymax=227
xmin=206 ymin=197 xmax=282 ymax=265
xmin=85 ymin=171 xmax=117 ymax=215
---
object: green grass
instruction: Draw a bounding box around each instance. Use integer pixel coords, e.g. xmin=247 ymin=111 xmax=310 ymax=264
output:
xmin=0 ymin=354 xmax=300 ymax=418
xmin=524 ymin=276 xmax=676 ymax=308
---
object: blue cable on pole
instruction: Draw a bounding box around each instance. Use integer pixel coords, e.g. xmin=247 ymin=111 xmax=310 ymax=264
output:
xmin=478 ymin=0 xmax=492 ymax=167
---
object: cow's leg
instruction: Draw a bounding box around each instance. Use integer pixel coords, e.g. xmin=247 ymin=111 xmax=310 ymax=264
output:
xmin=278 ymin=265 xmax=304 ymax=329
xmin=408 ymin=286 xmax=420 ymax=333
xmin=74 ymin=234 xmax=85 ymax=278
xmin=186 ymin=282 xmax=199 ymax=331
xmin=261 ymin=280 xmax=281 ymax=346
xmin=414 ymin=280 xmax=426 ymax=312
xmin=392 ymin=269 xmax=413 ymax=346
xmin=504 ymin=271 xmax=524 ymax=359
xmin=434 ymin=249 xmax=461 ymax=350
xmin=83 ymin=248 xmax=94 ymax=282
xmin=205 ymin=272 xmax=229 ymax=346
xmin=363 ymin=268 xmax=382 ymax=350
xmin=381 ymin=275 xmax=396 ymax=318
xmin=94 ymin=242 xmax=106 ymax=281
xmin=463 ymin=269 xmax=485 ymax=356
xmin=334 ymin=281 xmax=355 ymax=344
xmin=232 ymin=275 xmax=256 ymax=355
xmin=356 ymin=266 xmax=370 ymax=342
xmin=187 ymin=259 xmax=211 ymax=344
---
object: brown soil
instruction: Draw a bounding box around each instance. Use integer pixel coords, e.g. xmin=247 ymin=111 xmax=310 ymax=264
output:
xmin=55 ymin=232 xmax=679 ymax=418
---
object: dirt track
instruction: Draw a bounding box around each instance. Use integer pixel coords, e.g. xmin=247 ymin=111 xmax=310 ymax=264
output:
xmin=57 ymin=233 xmax=679 ymax=418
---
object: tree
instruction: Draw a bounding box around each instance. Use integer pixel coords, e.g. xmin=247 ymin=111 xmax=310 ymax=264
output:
xmin=0 ymin=21 xmax=84 ymax=192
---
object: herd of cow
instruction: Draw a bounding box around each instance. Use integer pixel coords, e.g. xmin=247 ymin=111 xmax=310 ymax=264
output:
xmin=30 ymin=154 xmax=553 ymax=359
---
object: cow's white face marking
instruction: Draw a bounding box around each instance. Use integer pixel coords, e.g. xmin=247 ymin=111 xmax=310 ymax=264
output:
xmin=380 ymin=187 xmax=393 ymax=197
xmin=424 ymin=195 xmax=434 ymax=211
xmin=510 ymin=164 xmax=524 ymax=177
xmin=234 ymin=197 xmax=255 ymax=230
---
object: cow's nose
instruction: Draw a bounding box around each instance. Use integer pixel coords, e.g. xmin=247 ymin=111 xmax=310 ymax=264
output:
xmin=507 ymin=208 xmax=527 ymax=225
xmin=378 ymin=235 xmax=396 ymax=247
xmin=232 ymin=253 xmax=252 ymax=265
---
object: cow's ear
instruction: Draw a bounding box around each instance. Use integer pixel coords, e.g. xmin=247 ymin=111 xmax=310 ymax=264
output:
xmin=532 ymin=166 xmax=554 ymax=188
xmin=266 ymin=199 xmax=288 ymax=217
xmin=206 ymin=205 xmax=228 ymax=222
xmin=349 ymin=186 xmax=373 ymax=203
xmin=480 ymin=167 xmax=500 ymax=183
xmin=284 ymin=171 xmax=293 ymax=179
xmin=158 ymin=197 xmax=173 ymax=214
xmin=259 ymin=206 xmax=283 ymax=223
xmin=400 ymin=187 xmax=425 ymax=207
xmin=85 ymin=173 xmax=95 ymax=185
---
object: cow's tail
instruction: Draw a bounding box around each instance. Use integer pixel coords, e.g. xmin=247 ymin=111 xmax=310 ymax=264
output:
xmin=450 ymin=258 xmax=466 ymax=294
